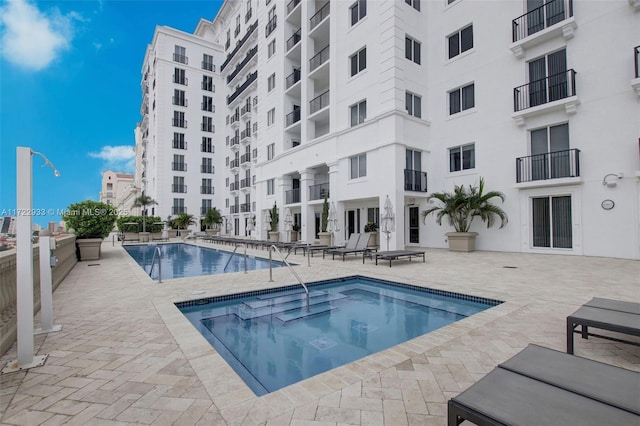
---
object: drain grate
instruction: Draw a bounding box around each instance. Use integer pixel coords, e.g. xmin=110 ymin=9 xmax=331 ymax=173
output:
xmin=503 ymin=266 xmax=517 ymax=269
xmin=87 ymin=264 xmax=100 ymax=266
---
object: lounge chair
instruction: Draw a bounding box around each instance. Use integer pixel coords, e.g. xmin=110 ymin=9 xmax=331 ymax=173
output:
xmin=374 ymin=250 xmax=425 ymax=267
xmin=325 ymin=232 xmax=377 ymax=261
xmin=567 ymin=297 xmax=640 ymax=354
xmin=320 ymin=233 xmax=360 ymax=259
xmin=448 ymin=344 xmax=640 ymax=426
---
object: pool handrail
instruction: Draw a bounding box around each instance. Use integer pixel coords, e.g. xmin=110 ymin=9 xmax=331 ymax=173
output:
xmin=149 ymin=246 xmax=162 ymax=283
xmin=223 ymin=243 xmax=248 ymax=274
xmin=269 ymin=245 xmax=309 ymax=312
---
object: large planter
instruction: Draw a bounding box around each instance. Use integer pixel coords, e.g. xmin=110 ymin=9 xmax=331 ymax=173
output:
xmin=318 ymin=232 xmax=332 ymax=246
xmin=368 ymin=232 xmax=378 ymax=247
xmin=167 ymin=230 xmax=178 ymax=238
xmin=205 ymin=229 xmax=219 ymax=236
xmin=268 ymin=231 xmax=280 ymax=242
xmin=290 ymin=230 xmax=298 ymax=242
xmin=76 ymin=238 xmax=103 ymax=261
xmin=445 ymin=232 xmax=478 ymax=252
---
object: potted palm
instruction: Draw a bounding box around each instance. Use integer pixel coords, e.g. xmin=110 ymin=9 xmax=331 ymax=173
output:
xmin=132 ymin=194 xmax=157 ymax=242
xmin=364 ymin=221 xmax=378 ymax=247
xmin=173 ymin=212 xmax=196 ymax=238
xmin=63 ymin=200 xmax=118 ymax=260
xmin=268 ymin=203 xmax=279 ymax=242
xmin=203 ymin=208 xmax=223 ymax=236
xmin=422 ymin=178 xmax=508 ymax=252
xmin=318 ymin=195 xmax=332 ymax=246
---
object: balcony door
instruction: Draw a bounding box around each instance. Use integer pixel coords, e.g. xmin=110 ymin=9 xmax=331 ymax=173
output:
xmin=528 ymin=49 xmax=566 ymax=107
xmin=530 ymin=123 xmax=570 ymax=180
xmin=408 ymin=207 xmax=420 ymax=244
xmin=527 ymin=0 xmax=567 ymax=37
xmin=405 ymin=149 xmax=423 ymax=191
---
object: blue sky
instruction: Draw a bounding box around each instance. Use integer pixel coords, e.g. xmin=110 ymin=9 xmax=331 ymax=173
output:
xmin=0 ymin=0 xmax=222 ymax=227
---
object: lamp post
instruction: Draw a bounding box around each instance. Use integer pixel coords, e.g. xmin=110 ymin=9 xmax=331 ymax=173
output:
xmin=3 ymin=147 xmax=60 ymax=373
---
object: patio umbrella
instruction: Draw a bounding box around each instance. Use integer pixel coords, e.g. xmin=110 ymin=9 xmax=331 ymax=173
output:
xmin=327 ymin=202 xmax=339 ymax=246
xmin=263 ymin=209 xmax=272 ymax=234
xmin=246 ymin=215 xmax=254 ymax=237
xmin=380 ymin=195 xmax=395 ymax=251
xmin=283 ymin=208 xmax=293 ymax=241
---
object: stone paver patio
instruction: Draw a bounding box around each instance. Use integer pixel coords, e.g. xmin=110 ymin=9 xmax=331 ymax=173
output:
xmin=1 ymin=240 xmax=639 ymax=425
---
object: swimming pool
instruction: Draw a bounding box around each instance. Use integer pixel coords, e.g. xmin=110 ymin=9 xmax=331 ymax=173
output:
xmin=124 ymin=243 xmax=285 ymax=280
xmin=177 ymin=275 xmax=501 ymax=395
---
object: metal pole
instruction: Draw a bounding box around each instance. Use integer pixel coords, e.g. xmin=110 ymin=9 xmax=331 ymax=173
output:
xmin=36 ymin=235 xmax=62 ymax=335
xmin=307 ymin=242 xmax=310 ymax=267
xmin=269 ymin=247 xmax=273 ymax=282
xmin=243 ymin=245 xmax=247 ymax=274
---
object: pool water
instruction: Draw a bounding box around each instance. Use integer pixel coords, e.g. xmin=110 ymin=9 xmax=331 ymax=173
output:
xmin=177 ymin=276 xmax=501 ymax=395
xmin=124 ymin=243 xmax=284 ymax=280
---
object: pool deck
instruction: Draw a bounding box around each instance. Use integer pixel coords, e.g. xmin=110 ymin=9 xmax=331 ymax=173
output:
xmin=1 ymin=240 xmax=639 ymax=425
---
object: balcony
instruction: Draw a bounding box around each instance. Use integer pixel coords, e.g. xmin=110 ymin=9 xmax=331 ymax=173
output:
xmin=240 ymin=178 xmax=251 ymax=189
xmin=172 ymin=97 xmax=187 ymax=107
xmin=285 ymin=188 xmax=301 ymax=204
xmin=309 ymin=46 xmax=329 ymax=72
xmin=240 ymin=128 xmax=251 ymax=141
xmin=633 ymin=46 xmax=640 ymax=96
xmin=245 ymin=8 xmax=252 ymax=23
xmin=285 ymin=108 xmax=301 ymax=127
xmin=230 ymin=136 xmax=240 ymax=148
xmin=234 ymin=25 xmax=241 ymax=37
xmin=230 ymin=205 xmax=240 ymax=214
xmin=241 ymin=103 xmax=251 ymax=117
xmin=172 ymin=140 xmax=187 ymax=150
xmin=226 ymin=46 xmax=258 ymax=85
xmin=265 ymin=15 xmax=277 ymax=38
xmin=173 ymin=76 xmax=188 ymax=86
xmin=201 ymin=61 xmax=215 ymax=72
xmin=511 ymin=0 xmax=575 ymax=58
xmin=227 ymin=71 xmax=258 ymax=105
xmin=286 ymin=29 xmax=301 ymax=52
xmin=221 ymin=21 xmax=258 ymax=72
xmin=200 ymin=165 xmax=214 ymax=174
xmin=201 ymin=123 xmax=215 ymax=133
xmin=241 ymin=203 xmax=252 ymax=213
xmin=310 ymin=2 xmax=329 ymax=31
xmin=230 ymin=112 xmax=240 ymax=128
xmin=230 ymin=181 xmax=240 ymax=191
xmin=172 ymin=184 xmax=187 ymax=193
xmin=309 ymin=90 xmax=329 ymax=115
xmin=287 ymin=0 xmax=301 ymax=15
xmin=201 ymin=186 xmax=214 ymax=194
xmin=172 ymin=119 xmax=187 ymax=128
xmin=285 ymin=68 xmax=301 ymax=90
xmin=241 ymin=152 xmax=251 ymax=165
xmin=309 ymin=182 xmax=329 ymax=201
xmin=172 ymin=162 xmax=187 ymax=172
xmin=230 ymin=159 xmax=240 ymax=169
xmin=513 ymin=69 xmax=578 ymax=125
xmin=173 ymin=53 xmax=188 ymax=64
xmin=516 ymin=149 xmax=581 ymax=184
xmin=172 ymin=206 xmax=187 ymax=215
xmin=404 ymin=170 xmax=428 ymax=192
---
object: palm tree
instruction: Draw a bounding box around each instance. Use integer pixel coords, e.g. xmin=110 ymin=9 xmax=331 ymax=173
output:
xmin=173 ymin=212 xmax=196 ymax=236
xmin=132 ymin=195 xmax=157 ymax=232
xmin=422 ymin=177 xmax=508 ymax=232
xmin=203 ymin=207 xmax=222 ymax=231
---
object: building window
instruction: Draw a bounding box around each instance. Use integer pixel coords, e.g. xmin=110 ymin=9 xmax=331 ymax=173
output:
xmin=201 ymin=199 xmax=213 ymax=215
xmin=404 ymin=0 xmax=420 ymax=11
xmin=267 ymin=108 xmax=275 ymax=126
xmin=201 ymin=157 xmax=214 ymax=174
xmin=449 ymin=83 xmax=475 ymax=115
xmin=268 ymin=73 xmax=276 ymax=91
xmin=172 ymin=176 xmax=186 ymax=193
xmin=225 ymin=198 xmax=229 ymax=208
xmin=532 ymin=196 xmax=572 ymax=249
xmin=202 ymin=75 xmax=214 ymax=92
xmin=267 ymin=178 xmax=275 ymax=195
xmin=529 ymin=123 xmax=571 ymax=180
xmin=174 ymin=45 xmax=187 ymax=64
xmin=350 ymin=100 xmax=366 ymax=126
xmin=367 ymin=207 xmax=379 ymax=226
xmin=268 ymin=39 xmax=276 ymax=58
xmin=172 ymin=154 xmax=186 ymax=171
xmin=405 ymin=35 xmax=421 ymax=65
xmin=449 ymin=143 xmax=475 ymax=172
xmin=350 ymin=47 xmax=367 ymax=77
xmin=202 ymin=96 xmax=214 ymax=112
xmin=201 ymin=116 xmax=214 ymax=133
xmin=173 ymin=132 xmax=186 ymax=149
xmin=202 ymin=54 xmax=214 ymax=71
xmin=172 ymin=198 xmax=185 ymax=214
xmin=173 ymin=68 xmax=187 ymax=85
xmin=235 ymin=14 xmax=241 ymax=37
xmin=267 ymin=143 xmax=275 ymax=160
xmin=172 ymin=89 xmax=186 ymax=107
xmin=350 ymin=153 xmax=367 ymax=179
xmin=448 ymin=24 xmax=473 ymax=59
xmin=201 ymin=137 xmax=213 ymax=153
xmin=350 ymin=0 xmax=366 ymax=26
xmin=172 ymin=111 xmax=186 ymax=128
xmin=405 ymin=92 xmax=422 ymax=118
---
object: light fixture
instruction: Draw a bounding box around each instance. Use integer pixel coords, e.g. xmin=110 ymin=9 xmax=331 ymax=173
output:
xmin=602 ymin=173 xmax=622 ymax=188
xmin=32 ymin=150 xmax=61 ymax=177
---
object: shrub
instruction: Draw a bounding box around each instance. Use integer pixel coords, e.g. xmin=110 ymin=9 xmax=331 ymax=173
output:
xmin=63 ymin=200 xmax=118 ymax=239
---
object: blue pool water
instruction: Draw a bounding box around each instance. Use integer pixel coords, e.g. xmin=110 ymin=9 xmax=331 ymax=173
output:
xmin=177 ymin=276 xmax=501 ymax=395
xmin=124 ymin=243 xmax=284 ymax=280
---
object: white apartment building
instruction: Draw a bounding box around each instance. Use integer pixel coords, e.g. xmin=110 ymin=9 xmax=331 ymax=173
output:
xmin=137 ymin=25 xmax=226 ymax=226
xmin=141 ymin=0 xmax=640 ymax=259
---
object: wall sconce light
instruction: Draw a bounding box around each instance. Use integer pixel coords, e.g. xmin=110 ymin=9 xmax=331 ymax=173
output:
xmin=602 ymin=173 xmax=622 ymax=188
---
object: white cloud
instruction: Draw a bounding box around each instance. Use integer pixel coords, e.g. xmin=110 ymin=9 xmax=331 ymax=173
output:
xmin=0 ymin=0 xmax=79 ymax=70
xmin=89 ymin=145 xmax=136 ymax=173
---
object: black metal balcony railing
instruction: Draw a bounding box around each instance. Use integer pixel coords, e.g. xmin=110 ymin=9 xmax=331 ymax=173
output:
xmin=266 ymin=15 xmax=277 ymax=38
xmin=226 ymin=46 xmax=258 ymax=84
xmin=172 ymin=206 xmax=187 ymax=215
xmin=221 ymin=21 xmax=258 ymax=72
xmin=286 ymin=29 xmax=301 ymax=51
xmin=173 ymin=53 xmax=188 ymax=64
xmin=404 ymin=170 xmax=428 ymax=192
xmin=635 ymin=45 xmax=640 ymax=79
xmin=514 ymin=69 xmax=576 ymax=112
xmin=285 ymin=188 xmax=301 ymax=204
xmin=512 ymin=0 xmax=573 ymax=42
xmin=285 ymin=68 xmax=301 ymax=89
xmin=202 ymin=61 xmax=214 ymax=72
xmin=240 ymin=178 xmax=251 ymax=188
xmin=310 ymin=2 xmax=330 ymax=31
xmin=286 ymin=108 xmax=301 ymax=127
xmin=230 ymin=136 xmax=240 ymax=147
xmin=230 ymin=181 xmax=239 ymax=191
xmin=309 ymin=182 xmax=329 ymax=201
xmin=287 ymin=0 xmax=301 ymax=15
xmin=173 ymin=75 xmax=188 ymax=85
xmin=201 ymin=186 xmax=214 ymax=194
xmin=309 ymin=46 xmax=330 ymax=72
xmin=241 ymin=152 xmax=251 ymax=163
xmin=172 ymin=162 xmax=187 ymax=172
xmin=310 ymin=90 xmax=330 ymax=115
xmin=230 ymin=205 xmax=240 ymax=214
xmin=516 ymin=149 xmax=580 ymax=183
xmin=241 ymin=128 xmax=251 ymax=139
xmin=201 ymin=80 xmax=214 ymax=91
xmin=172 ymin=140 xmax=187 ymax=150
xmin=200 ymin=165 xmax=214 ymax=174
xmin=172 ymin=97 xmax=187 ymax=107
xmin=201 ymin=123 xmax=214 ymax=132
xmin=200 ymin=143 xmax=213 ymax=153
xmin=172 ymin=184 xmax=187 ymax=193
xmin=241 ymin=203 xmax=251 ymax=213
xmin=245 ymin=8 xmax=252 ymax=23
xmin=230 ymin=112 xmax=240 ymax=124
xmin=201 ymin=101 xmax=213 ymax=112
xmin=227 ymin=71 xmax=258 ymax=105
xmin=172 ymin=119 xmax=187 ymax=128
xmin=241 ymin=103 xmax=251 ymax=116
xmin=230 ymin=159 xmax=240 ymax=169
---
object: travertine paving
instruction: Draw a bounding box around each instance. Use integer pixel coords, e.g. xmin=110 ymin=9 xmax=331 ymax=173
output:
xmin=1 ymin=240 xmax=639 ymax=425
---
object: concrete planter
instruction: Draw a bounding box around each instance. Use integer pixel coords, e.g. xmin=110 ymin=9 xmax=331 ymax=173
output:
xmin=445 ymin=232 xmax=478 ymax=252
xmin=318 ymin=232 xmax=332 ymax=246
xmin=368 ymin=232 xmax=378 ymax=247
xmin=167 ymin=230 xmax=178 ymax=238
xmin=76 ymin=238 xmax=103 ymax=261
xmin=290 ymin=231 xmax=298 ymax=242
xmin=268 ymin=231 xmax=280 ymax=242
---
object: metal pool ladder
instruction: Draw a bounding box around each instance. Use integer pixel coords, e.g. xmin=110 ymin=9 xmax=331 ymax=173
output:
xmin=149 ymin=246 xmax=162 ymax=283
xmin=223 ymin=244 xmax=248 ymax=273
xmin=269 ymin=245 xmax=309 ymax=312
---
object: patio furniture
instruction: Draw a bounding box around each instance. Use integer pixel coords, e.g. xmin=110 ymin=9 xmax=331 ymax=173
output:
xmin=373 ymin=250 xmax=425 ymax=267
xmin=567 ymin=297 xmax=640 ymax=354
xmin=325 ymin=233 xmax=376 ymax=261
xmin=448 ymin=344 xmax=640 ymax=426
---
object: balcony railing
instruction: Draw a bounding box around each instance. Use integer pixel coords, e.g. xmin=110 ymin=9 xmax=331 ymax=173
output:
xmin=202 ymin=61 xmax=215 ymax=72
xmin=234 ymin=25 xmax=241 ymax=37
xmin=309 ymin=182 xmax=329 ymax=201
xmin=241 ymin=128 xmax=251 ymax=140
xmin=286 ymin=29 xmax=301 ymax=51
xmin=173 ymin=53 xmax=188 ymax=64
xmin=173 ymin=76 xmax=188 ymax=86
xmin=230 ymin=205 xmax=240 ymax=214
xmin=226 ymin=46 xmax=258 ymax=84
xmin=230 ymin=136 xmax=240 ymax=147
xmin=172 ymin=162 xmax=187 ymax=172
xmin=310 ymin=2 xmax=330 ymax=31
xmin=286 ymin=108 xmax=301 ymax=127
xmin=287 ymin=0 xmax=301 ymax=15
xmin=516 ymin=149 xmax=580 ymax=183
xmin=201 ymin=186 xmax=214 ymax=194
xmin=200 ymin=165 xmax=214 ymax=174
xmin=241 ymin=103 xmax=251 ymax=116
xmin=172 ymin=97 xmax=187 ymax=107
xmin=635 ymin=45 xmax=639 ymax=79
xmin=240 ymin=178 xmax=251 ymax=188
xmin=285 ymin=68 xmax=301 ymax=89
xmin=230 ymin=112 xmax=240 ymax=125
xmin=285 ymin=188 xmax=301 ymax=204
xmin=230 ymin=181 xmax=240 ymax=191
xmin=221 ymin=21 xmax=258 ymax=72
xmin=238 ymin=203 xmax=249 ymax=213
xmin=172 ymin=140 xmax=187 ymax=150
xmin=512 ymin=0 xmax=573 ymax=42
xmin=265 ymin=15 xmax=277 ymax=38
xmin=201 ymin=123 xmax=214 ymax=132
xmin=241 ymin=152 xmax=251 ymax=164
xmin=245 ymin=8 xmax=252 ymax=23
xmin=514 ymin=69 xmax=576 ymax=112
xmin=172 ymin=184 xmax=187 ymax=193
xmin=309 ymin=46 xmax=330 ymax=72
xmin=230 ymin=159 xmax=240 ymax=169
xmin=310 ymin=90 xmax=329 ymax=114
xmin=172 ymin=206 xmax=187 ymax=215
xmin=172 ymin=119 xmax=187 ymax=128
xmin=404 ymin=170 xmax=428 ymax=192
xmin=227 ymin=71 xmax=258 ymax=105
